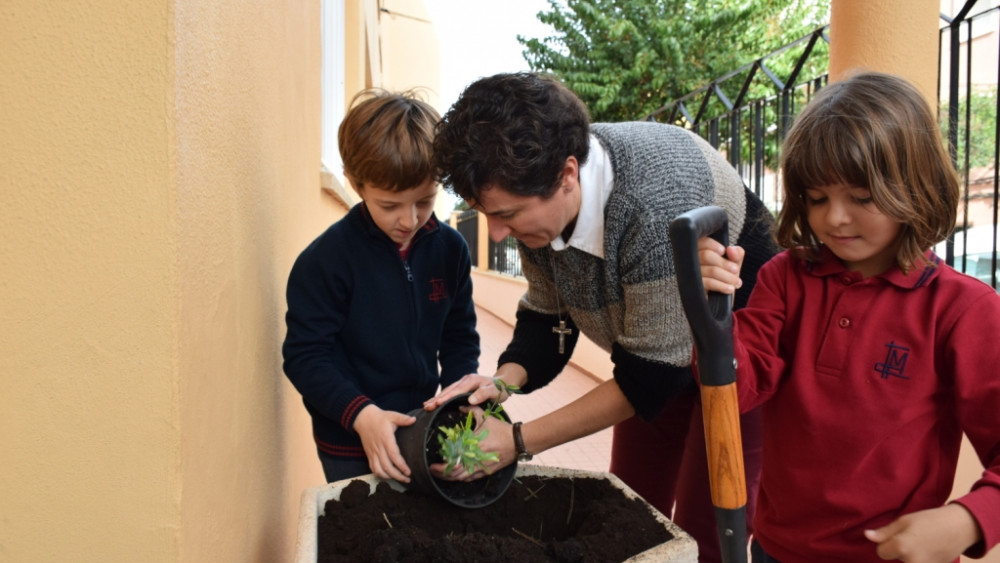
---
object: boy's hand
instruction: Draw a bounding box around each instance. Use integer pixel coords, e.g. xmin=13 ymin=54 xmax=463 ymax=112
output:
xmin=698 ymin=237 xmax=745 ymax=295
xmin=353 ymin=404 xmax=416 ymax=483
xmin=864 ymin=503 xmax=981 ymax=562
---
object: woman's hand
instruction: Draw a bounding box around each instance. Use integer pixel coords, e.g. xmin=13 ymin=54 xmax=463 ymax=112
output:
xmin=424 ymin=373 xmax=506 ymax=411
xmin=429 ymin=413 xmax=516 ymax=481
xmin=698 ymin=237 xmax=745 ymax=295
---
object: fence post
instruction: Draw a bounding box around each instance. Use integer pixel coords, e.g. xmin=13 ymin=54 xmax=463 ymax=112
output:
xmin=477 ymin=211 xmax=489 ymax=271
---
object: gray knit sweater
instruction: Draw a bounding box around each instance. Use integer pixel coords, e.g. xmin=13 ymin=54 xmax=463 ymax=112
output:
xmin=498 ymin=121 xmax=776 ymax=419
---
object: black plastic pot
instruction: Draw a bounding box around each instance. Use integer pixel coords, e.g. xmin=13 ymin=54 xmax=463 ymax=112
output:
xmin=395 ymin=392 xmax=517 ymax=508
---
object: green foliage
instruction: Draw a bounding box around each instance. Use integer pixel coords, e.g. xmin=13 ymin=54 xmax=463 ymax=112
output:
xmin=436 ymin=380 xmax=524 ymax=475
xmin=519 ymin=0 xmax=830 ymax=122
xmin=941 ymin=86 xmax=998 ymax=170
xmin=492 ymin=378 xmax=522 ymax=398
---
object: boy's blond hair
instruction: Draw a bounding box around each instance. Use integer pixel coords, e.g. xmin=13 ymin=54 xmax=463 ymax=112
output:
xmin=338 ymin=89 xmax=439 ymax=192
xmin=776 ymin=71 xmax=960 ymax=273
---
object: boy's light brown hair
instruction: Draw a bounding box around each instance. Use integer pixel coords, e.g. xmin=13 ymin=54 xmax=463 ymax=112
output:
xmin=338 ymin=89 xmax=439 ymax=192
xmin=776 ymin=71 xmax=960 ymax=273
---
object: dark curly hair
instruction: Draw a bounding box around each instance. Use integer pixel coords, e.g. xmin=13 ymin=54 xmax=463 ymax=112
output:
xmin=434 ymin=72 xmax=591 ymax=204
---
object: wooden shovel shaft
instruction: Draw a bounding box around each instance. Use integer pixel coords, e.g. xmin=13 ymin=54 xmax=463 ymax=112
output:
xmin=701 ymin=383 xmax=747 ymax=509
xmin=669 ymin=206 xmax=748 ymax=563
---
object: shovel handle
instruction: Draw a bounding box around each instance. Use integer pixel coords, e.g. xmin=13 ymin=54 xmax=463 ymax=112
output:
xmin=669 ymin=206 xmax=734 ymax=386
xmin=670 ymin=206 xmax=747 ymax=563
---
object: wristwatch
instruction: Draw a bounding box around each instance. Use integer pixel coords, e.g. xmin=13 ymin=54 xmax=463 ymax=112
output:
xmin=512 ymin=421 xmax=532 ymax=462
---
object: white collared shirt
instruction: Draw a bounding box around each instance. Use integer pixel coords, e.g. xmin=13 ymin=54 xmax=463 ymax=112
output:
xmin=550 ymin=134 xmax=614 ymax=258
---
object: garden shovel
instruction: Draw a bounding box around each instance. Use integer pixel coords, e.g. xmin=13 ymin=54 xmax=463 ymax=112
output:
xmin=669 ymin=205 xmax=748 ymax=563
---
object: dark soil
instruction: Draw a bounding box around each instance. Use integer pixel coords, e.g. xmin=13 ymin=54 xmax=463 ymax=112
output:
xmin=317 ymin=473 xmax=674 ymax=562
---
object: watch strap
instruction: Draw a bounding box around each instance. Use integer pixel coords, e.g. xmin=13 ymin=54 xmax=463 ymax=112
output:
xmin=512 ymin=421 xmax=532 ymax=461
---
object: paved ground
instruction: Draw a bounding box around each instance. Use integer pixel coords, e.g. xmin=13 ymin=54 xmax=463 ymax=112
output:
xmin=473 ymin=306 xmax=614 ymax=473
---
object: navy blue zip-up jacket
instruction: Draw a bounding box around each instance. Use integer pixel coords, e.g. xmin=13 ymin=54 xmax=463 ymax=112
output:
xmin=282 ymin=203 xmax=479 ymax=459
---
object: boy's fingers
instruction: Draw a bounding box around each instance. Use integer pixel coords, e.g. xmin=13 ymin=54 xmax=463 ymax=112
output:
xmin=388 ymin=411 xmax=416 ymax=427
xmin=697 ymin=236 xmax=727 ymax=255
xmin=702 ymin=277 xmax=738 ymax=295
xmin=727 ymin=246 xmax=747 ymax=274
xmin=864 ymin=525 xmax=902 ymax=561
xmin=864 ymin=528 xmax=886 ymax=542
xmin=726 ymin=244 xmax=745 ymax=262
xmin=387 ymin=449 xmax=410 ymax=479
xmin=866 ymin=517 xmax=905 ymax=542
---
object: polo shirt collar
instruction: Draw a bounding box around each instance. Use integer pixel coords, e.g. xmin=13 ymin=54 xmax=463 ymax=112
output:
xmin=806 ymin=246 xmax=942 ymax=289
xmin=549 ymin=134 xmax=614 ymax=258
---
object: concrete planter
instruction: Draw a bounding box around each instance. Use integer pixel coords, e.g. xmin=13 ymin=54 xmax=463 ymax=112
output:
xmin=294 ymin=464 xmax=697 ymax=562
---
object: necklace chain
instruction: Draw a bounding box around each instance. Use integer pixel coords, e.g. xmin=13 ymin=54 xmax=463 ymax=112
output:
xmin=550 ymin=254 xmax=573 ymax=354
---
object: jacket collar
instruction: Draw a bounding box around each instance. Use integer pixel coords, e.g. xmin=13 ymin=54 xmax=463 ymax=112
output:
xmin=353 ymin=202 xmax=440 ymax=247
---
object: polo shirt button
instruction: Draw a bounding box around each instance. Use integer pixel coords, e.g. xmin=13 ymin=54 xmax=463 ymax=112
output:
xmin=838 ymin=317 xmax=851 ymax=328
xmin=841 ymin=276 xmax=852 ymax=285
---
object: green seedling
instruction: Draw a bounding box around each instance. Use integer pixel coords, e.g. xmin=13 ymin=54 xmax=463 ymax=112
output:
xmin=436 ymin=379 xmax=523 ymax=475
xmin=437 ymin=410 xmax=498 ymax=475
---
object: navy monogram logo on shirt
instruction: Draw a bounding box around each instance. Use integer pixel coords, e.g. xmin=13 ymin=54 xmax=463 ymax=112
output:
xmin=874 ymin=341 xmax=910 ymax=380
xmin=428 ymin=278 xmax=447 ymax=303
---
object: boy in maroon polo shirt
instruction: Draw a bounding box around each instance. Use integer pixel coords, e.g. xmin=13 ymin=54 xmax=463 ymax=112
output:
xmin=700 ymin=71 xmax=1000 ymax=561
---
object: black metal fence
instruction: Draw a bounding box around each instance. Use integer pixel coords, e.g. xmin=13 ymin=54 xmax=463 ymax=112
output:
xmin=488 ymin=236 xmax=522 ymax=278
xmin=461 ymin=1 xmax=999 ymax=289
xmin=642 ymin=25 xmax=831 ymax=214
xmin=455 ymin=209 xmax=479 ymax=268
xmin=939 ymin=1 xmax=999 ymax=288
xmin=454 ymin=208 xmax=523 ymax=277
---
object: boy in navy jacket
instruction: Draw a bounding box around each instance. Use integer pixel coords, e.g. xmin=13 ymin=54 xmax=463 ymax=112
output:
xmin=282 ymin=90 xmax=479 ymax=483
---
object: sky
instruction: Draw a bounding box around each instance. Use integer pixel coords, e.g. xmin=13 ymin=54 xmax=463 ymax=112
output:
xmin=424 ymin=0 xmax=553 ymax=209
xmin=425 ymin=0 xmax=554 ymax=113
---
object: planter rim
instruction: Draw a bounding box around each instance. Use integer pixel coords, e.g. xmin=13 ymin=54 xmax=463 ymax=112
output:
xmin=294 ymin=464 xmax=698 ymax=563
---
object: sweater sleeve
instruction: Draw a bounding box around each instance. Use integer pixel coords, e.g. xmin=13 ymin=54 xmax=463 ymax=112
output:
xmin=281 ymin=241 xmax=372 ymax=430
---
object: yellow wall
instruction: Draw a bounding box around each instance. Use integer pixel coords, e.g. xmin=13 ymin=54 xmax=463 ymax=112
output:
xmin=1 ymin=0 xmax=437 ymax=561
xmin=4 ymin=0 xmax=991 ymax=561
xmin=380 ymin=0 xmax=442 ymax=108
xmin=829 ymin=0 xmax=940 ymax=104
xmin=171 ymin=1 xmax=329 ymax=561
xmin=1 ymin=2 xmax=181 ymax=560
